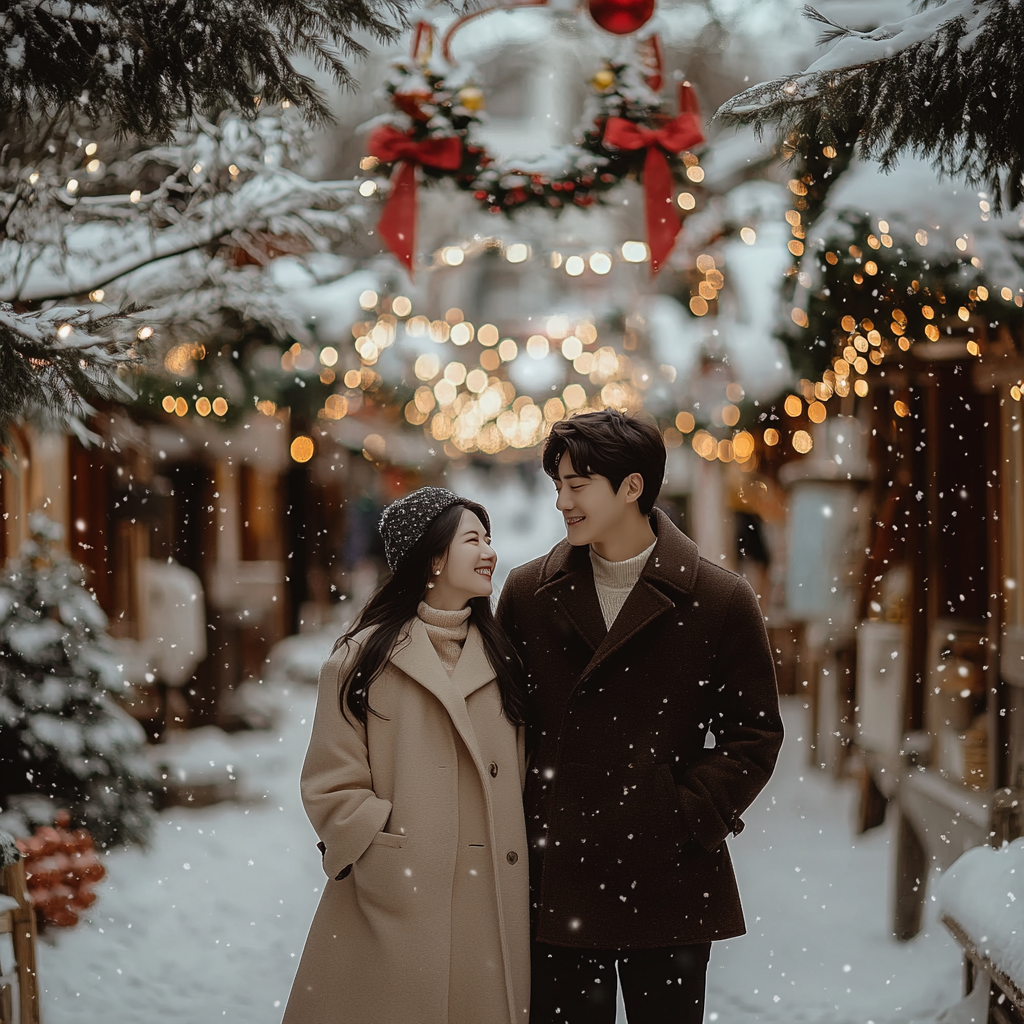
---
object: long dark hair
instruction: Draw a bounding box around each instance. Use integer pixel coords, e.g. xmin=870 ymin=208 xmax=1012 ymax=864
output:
xmin=334 ymin=500 xmax=525 ymax=726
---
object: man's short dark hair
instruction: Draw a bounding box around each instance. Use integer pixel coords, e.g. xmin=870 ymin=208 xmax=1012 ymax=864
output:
xmin=542 ymin=410 xmax=666 ymax=516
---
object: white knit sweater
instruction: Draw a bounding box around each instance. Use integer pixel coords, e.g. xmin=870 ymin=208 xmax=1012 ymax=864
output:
xmin=589 ymin=540 xmax=656 ymax=629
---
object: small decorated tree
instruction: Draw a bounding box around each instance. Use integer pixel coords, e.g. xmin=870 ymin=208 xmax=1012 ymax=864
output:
xmin=0 ymin=513 xmax=153 ymax=847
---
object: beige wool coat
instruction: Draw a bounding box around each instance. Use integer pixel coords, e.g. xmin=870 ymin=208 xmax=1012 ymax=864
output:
xmin=283 ymin=618 xmax=530 ymax=1024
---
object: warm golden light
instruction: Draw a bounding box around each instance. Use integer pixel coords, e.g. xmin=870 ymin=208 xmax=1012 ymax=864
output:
xmin=689 ymin=296 xmax=708 ymax=316
xmin=478 ymin=324 xmax=499 ymax=346
xmin=450 ymin=322 xmax=474 ymax=346
xmin=807 ymin=401 xmax=826 ymax=424
xmin=358 ymin=290 xmax=378 ymax=310
xmin=792 ymin=430 xmax=813 ymax=454
xmin=174 ymin=397 xmax=188 ymax=417
xmin=498 ymin=339 xmax=518 ymax=362
xmin=563 ymin=384 xmax=587 ymax=409
xmin=212 ymin=397 xmax=228 ymax=416
xmin=733 ymin=431 xmax=755 ymax=461
xmin=783 ymin=395 xmax=803 ymax=417
xmin=692 ymin=430 xmax=716 ymax=460
xmin=526 ymin=335 xmax=549 ymax=359
xmin=565 ymin=256 xmax=585 ymax=277
xmin=392 ymin=295 xmax=412 ymax=317
xmin=764 ymin=427 xmax=779 ymax=446
xmin=195 ymin=397 xmax=212 ymax=416
xmin=415 ymin=353 xmax=440 ymax=381
xmin=505 ymin=243 xmax=529 ymax=263
xmin=722 ymin=404 xmax=740 ymax=427
xmin=291 ymin=436 xmax=314 ymax=463
xmin=561 ymin=336 xmax=583 ymax=361
xmin=325 ymin=394 xmax=348 ymax=419
xmin=854 ymin=379 xmax=869 ymax=397
xmin=161 ymin=395 xmax=176 ymax=413
xmin=320 ymin=346 xmax=338 ymax=367
xmin=344 ymin=369 xmax=362 ymax=388
xmin=444 ymin=361 xmax=467 ymax=385
xmin=677 ymin=192 xmax=696 ymax=211
xmin=622 ymin=241 xmax=649 ymax=263
xmin=675 ymin=411 xmax=695 ymax=433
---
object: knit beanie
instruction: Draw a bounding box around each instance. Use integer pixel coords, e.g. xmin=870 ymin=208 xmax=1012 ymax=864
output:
xmin=378 ymin=487 xmax=489 ymax=572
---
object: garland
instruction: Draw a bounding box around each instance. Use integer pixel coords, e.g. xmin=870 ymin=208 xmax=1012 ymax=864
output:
xmin=363 ymin=33 xmax=704 ymax=274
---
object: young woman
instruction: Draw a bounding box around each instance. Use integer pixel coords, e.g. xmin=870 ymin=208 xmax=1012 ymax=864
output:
xmin=283 ymin=487 xmax=530 ymax=1024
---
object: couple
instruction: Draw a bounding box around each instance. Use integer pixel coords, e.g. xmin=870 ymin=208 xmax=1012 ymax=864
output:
xmin=284 ymin=411 xmax=784 ymax=1024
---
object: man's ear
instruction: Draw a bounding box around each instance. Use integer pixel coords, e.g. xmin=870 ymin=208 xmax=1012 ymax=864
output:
xmin=621 ymin=472 xmax=645 ymax=505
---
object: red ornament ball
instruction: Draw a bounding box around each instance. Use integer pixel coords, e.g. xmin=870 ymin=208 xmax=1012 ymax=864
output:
xmin=588 ymin=0 xmax=654 ymax=35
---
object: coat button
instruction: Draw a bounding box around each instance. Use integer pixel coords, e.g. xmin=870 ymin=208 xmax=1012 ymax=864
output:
xmin=506 ymin=850 xmax=518 ymax=865
xmin=489 ymin=762 xmax=499 ymax=778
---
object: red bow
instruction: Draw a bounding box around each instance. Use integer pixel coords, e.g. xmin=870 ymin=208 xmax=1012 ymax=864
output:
xmin=367 ymin=125 xmax=463 ymax=272
xmin=602 ymin=89 xmax=704 ymax=273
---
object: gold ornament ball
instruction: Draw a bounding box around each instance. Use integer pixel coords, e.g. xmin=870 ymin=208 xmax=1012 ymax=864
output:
xmin=592 ymin=69 xmax=616 ymax=92
xmin=457 ymin=87 xmax=486 ymax=112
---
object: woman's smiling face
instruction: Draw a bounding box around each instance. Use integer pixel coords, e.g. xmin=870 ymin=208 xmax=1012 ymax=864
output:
xmin=427 ymin=508 xmax=496 ymax=608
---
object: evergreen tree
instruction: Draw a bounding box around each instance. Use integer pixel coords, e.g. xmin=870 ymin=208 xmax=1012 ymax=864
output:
xmin=0 ymin=0 xmax=412 ymax=442
xmin=0 ymin=514 xmax=154 ymax=847
xmin=717 ymin=0 xmax=1024 ymax=209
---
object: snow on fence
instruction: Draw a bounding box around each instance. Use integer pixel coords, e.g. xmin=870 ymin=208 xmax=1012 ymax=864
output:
xmin=937 ymin=837 xmax=1024 ymax=1011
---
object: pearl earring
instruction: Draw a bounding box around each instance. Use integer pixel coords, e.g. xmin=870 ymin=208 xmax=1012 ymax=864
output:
xmin=426 ymin=581 xmax=435 ymax=589
xmin=434 ymin=569 xmax=441 ymax=575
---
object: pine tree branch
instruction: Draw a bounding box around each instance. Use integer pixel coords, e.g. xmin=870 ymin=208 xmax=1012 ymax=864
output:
xmin=0 ymin=302 xmax=143 ymax=445
xmin=716 ymin=0 xmax=1024 ymax=208
xmin=0 ymin=0 xmax=416 ymax=140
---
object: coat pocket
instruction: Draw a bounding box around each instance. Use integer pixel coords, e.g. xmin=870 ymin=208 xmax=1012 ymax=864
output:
xmin=371 ymin=829 xmax=408 ymax=849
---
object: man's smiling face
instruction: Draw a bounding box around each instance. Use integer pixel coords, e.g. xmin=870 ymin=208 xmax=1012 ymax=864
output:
xmin=553 ymin=452 xmax=637 ymax=548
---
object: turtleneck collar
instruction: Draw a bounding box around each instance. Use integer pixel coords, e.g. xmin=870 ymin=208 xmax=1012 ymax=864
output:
xmin=417 ymin=601 xmax=470 ymax=676
xmin=589 ymin=540 xmax=656 ymax=591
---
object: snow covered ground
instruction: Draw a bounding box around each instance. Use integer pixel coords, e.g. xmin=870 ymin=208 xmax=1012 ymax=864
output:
xmin=30 ymin=688 xmax=964 ymax=1024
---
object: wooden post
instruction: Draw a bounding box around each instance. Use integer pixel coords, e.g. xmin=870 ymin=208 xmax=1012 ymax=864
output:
xmin=892 ymin=812 xmax=927 ymax=941
xmin=0 ymin=862 xmax=41 ymax=1024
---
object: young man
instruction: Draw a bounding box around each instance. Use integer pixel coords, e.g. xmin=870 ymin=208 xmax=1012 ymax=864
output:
xmin=497 ymin=410 xmax=783 ymax=1024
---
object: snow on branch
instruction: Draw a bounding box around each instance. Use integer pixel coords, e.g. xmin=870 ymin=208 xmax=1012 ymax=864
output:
xmin=0 ymin=170 xmax=365 ymax=303
xmin=716 ymin=0 xmax=1024 ymax=209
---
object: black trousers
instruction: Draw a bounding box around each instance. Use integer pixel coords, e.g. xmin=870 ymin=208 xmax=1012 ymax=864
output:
xmin=530 ymin=941 xmax=712 ymax=1024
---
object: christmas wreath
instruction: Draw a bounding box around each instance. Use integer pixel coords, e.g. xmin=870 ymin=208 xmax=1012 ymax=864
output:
xmin=363 ymin=24 xmax=704 ymax=274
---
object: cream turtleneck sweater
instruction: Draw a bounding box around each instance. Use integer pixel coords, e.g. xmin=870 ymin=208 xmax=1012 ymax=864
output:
xmin=590 ymin=540 xmax=656 ymax=629
xmin=417 ymin=601 xmax=471 ymax=675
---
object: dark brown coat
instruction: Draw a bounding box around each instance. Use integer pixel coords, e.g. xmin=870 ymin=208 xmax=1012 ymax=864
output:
xmin=496 ymin=509 xmax=783 ymax=949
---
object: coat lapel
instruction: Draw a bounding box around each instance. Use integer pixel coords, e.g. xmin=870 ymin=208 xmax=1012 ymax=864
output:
xmin=581 ymin=578 xmax=674 ymax=679
xmin=534 ymin=509 xmax=702 ymax=682
xmin=389 ymin=618 xmax=494 ymax=775
xmin=535 ymin=544 xmax=607 ymax=653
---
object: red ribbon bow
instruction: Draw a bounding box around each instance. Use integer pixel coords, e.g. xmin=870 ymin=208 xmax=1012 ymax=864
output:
xmin=367 ymin=125 xmax=463 ymax=272
xmin=602 ymin=87 xmax=704 ymax=273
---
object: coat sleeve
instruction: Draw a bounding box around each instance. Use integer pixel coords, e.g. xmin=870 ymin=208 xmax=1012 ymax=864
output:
xmin=674 ymin=577 xmax=784 ymax=852
xmin=300 ymin=641 xmax=394 ymax=881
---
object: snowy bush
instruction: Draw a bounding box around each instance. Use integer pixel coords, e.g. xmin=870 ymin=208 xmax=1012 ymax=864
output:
xmin=0 ymin=513 xmax=154 ymax=847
